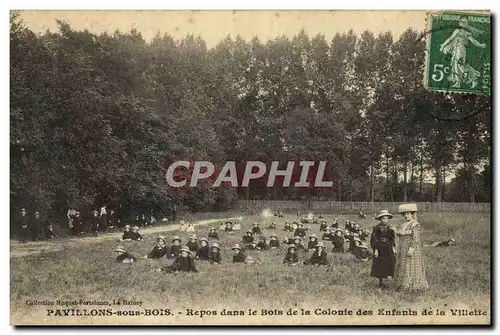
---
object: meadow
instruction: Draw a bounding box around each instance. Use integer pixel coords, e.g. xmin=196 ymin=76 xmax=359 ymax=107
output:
xmin=10 ymin=211 xmax=491 ymax=325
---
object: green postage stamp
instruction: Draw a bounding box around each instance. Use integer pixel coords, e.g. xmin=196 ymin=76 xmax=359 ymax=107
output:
xmin=424 ymin=11 xmax=491 ymax=95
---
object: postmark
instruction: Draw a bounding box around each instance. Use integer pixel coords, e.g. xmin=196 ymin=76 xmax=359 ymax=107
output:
xmin=424 ymin=11 xmax=491 ymax=95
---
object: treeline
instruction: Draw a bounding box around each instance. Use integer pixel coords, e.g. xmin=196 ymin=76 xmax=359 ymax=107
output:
xmin=10 ymin=12 xmax=491 ymax=218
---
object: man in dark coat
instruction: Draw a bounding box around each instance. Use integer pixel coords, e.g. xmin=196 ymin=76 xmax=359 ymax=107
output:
xmin=30 ymin=211 xmax=44 ymax=241
xmin=17 ymin=208 xmax=30 ymax=243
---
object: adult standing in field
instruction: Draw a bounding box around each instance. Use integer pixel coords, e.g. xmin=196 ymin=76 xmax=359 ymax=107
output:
xmin=67 ymin=207 xmax=77 ymax=230
xmin=17 ymin=208 xmax=30 ymax=243
xmin=394 ymin=203 xmax=428 ymax=293
xmin=370 ymin=210 xmax=396 ymax=288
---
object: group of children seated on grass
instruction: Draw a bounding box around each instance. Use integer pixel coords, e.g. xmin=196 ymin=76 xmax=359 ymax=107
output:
xmin=113 ymin=216 xmax=377 ymax=272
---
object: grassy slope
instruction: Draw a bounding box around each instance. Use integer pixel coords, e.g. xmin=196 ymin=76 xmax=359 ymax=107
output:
xmin=11 ymin=212 xmax=491 ymax=325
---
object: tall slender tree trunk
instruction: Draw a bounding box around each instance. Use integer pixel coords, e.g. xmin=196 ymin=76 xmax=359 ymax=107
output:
xmin=442 ymin=166 xmax=446 ymax=201
xmin=419 ymin=150 xmax=424 ymax=197
xmin=435 ymin=164 xmax=442 ymax=202
xmin=369 ymin=163 xmax=375 ymax=202
xmin=410 ymin=162 xmax=415 ymax=201
xmin=386 ymin=155 xmax=391 ymax=202
xmin=403 ymin=159 xmax=408 ymax=202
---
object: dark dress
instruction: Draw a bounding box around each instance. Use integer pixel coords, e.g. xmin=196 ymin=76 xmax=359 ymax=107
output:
xmin=370 ymin=224 xmax=396 ymax=279
xmin=71 ymin=217 xmax=84 ymax=235
xmin=307 ymin=240 xmax=318 ymax=250
xmin=130 ymin=232 xmax=143 ymax=241
xmin=321 ymin=233 xmax=333 ymax=241
xmin=148 ymin=245 xmax=168 ymax=259
xmin=257 ymin=241 xmax=268 ymax=250
xmin=331 ymin=236 xmax=345 ymax=253
xmin=283 ymin=252 xmax=299 ymax=265
xmin=17 ymin=215 xmax=30 ymax=242
xmin=122 ymin=231 xmax=134 ymax=240
xmin=168 ymin=245 xmax=182 ymax=258
xmin=187 ymin=241 xmax=199 ymax=253
xmin=319 ymin=222 xmax=327 ymax=232
xmin=197 ymin=246 xmax=210 ymax=260
xmin=252 ymin=226 xmax=263 ymax=235
xmin=242 ymin=235 xmax=254 ymax=244
xmin=294 ymin=228 xmax=306 ymax=237
xmin=306 ymin=250 xmax=328 ymax=265
xmin=209 ymin=252 xmax=222 ymax=264
xmin=166 ymin=256 xmax=198 ymax=272
xmin=233 ymin=252 xmax=247 ymax=263
xmin=208 ymin=232 xmax=219 ymax=239
xmin=284 ymin=226 xmax=293 ymax=232
xmin=269 ymin=239 xmax=280 ymax=248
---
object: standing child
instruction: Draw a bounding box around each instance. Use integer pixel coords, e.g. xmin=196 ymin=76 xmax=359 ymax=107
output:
xmin=196 ymin=238 xmax=210 ymax=260
xmin=209 ymin=243 xmax=222 ymax=264
xmin=304 ymin=242 xmax=328 ymax=266
xmin=394 ymin=203 xmax=428 ymax=293
xmin=208 ymin=227 xmax=219 ymax=240
xmin=186 ymin=235 xmax=199 ymax=253
xmin=168 ymin=236 xmax=182 ymax=258
xmin=269 ymin=233 xmax=280 ymax=249
xmin=307 ymin=234 xmax=319 ymax=251
xmin=89 ymin=210 xmax=100 ymax=236
xmin=283 ymin=245 xmax=300 ymax=266
xmin=146 ymin=236 xmax=168 ymax=259
xmin=370 ymin=209 xmax=396 ymax=288
xmin=331 ymin=229 xmax=346 ymax=253
xmin=114 ymin=246 xmax=137 ymax=263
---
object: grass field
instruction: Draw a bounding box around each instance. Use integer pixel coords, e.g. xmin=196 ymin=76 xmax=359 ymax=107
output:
xmin=10 ymin=212 xmax=491 ymax=325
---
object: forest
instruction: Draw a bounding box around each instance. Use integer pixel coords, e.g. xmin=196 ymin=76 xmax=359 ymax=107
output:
xmin=10 ymin=12 xmax=491 ymax=218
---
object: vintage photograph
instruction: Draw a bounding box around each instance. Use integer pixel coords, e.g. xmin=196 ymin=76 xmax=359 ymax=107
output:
xmin=10 ymin=10 xmax=491 ymax=325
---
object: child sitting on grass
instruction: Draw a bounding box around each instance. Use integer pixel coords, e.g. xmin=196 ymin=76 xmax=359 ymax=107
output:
xmin=355 ymin=243 xmax=370 ymax=262
xmin=114 ymin=246 xmax=137 ymax=263
xmin=186 ymin=235 xmax=199 ymax=253
xmin=44 ymin=224 xmax=58 ymax=240
xmin=208 ymin=227 xmax=219 ymax=240
xmin=158 ymin=247 xmax=198 ymax=273
xmin=294 ymin=223 xmax=307 ymax=238
xmin=266 ymin=221 xmax=277 ymax=229
xmin=232 ymin=244 xmax=248 ymax=263
xmin=320 ymin=220 xmax=328 ymax=232
xmin=130 ymin=226 xmax=143 ymax=241
xmin=283 ymin=221 xmax=293 ymax=232
xmin=331 ymin=229 xmax=346 ymax=253
xmin=252 ymin=222 xmax=263 ymax=235
xmin=209 ymin=243 xmax=222 ymax=265
xmin=196 ymin=238 xmax=210 ymax=260
xmin=283 ymin=245 xmax=300 ymax=266
xmin=242 ymin=230 xmax=255 ymax=245
xmin=186 ymin=222 xmax=195 ymax=232
xmin=225 ymin=222 xmax=234 ymax=232
xmin=233 ymin=221 xmax=241 ymax=231
xmin=322 ymin=227 xmax=333 ymax=241
xmin=168 ymin=236 xmax=182 ymax=258
xmin=256 ymin=236 xmax=269 ymax=251
xmin=269 ymin=233 xmax=280 ymax=248
xmin=146 ymin=236 xmax=168 ymax=259
xmin=121 ymin=225 xmax=134 ymax=241
xmin=304 ymin=242 xmax=328 ymax=266
xmin=219 ymin=222 xmax=226 ymax=231
xmin=292 ymin=236 xmax=306 ymax=251
xmin=307 ymin=234 xmax=319 ymax=251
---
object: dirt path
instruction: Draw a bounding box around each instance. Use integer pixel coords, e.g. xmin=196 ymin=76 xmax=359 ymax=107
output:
xmin=10 ymin=216 xmax=242 ymax=258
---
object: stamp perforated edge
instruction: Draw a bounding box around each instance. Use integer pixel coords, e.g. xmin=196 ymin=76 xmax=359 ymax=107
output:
xmin=422 ymin=10 xmax=492 ymax=96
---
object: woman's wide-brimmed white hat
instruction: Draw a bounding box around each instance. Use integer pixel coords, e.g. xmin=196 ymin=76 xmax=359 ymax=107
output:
xmin=375 ymin=209 xmax=393 ymax=220
xmin=398 ymin=203 xmax=418 ymax=213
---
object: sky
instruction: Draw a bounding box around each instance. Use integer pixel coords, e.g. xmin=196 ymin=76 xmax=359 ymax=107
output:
xmin=19 ymin=10 xmax=429 ymax=48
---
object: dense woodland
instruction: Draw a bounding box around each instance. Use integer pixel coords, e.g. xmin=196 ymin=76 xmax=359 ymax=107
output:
xmin=10 ymin=12 xmax=491 ymax=218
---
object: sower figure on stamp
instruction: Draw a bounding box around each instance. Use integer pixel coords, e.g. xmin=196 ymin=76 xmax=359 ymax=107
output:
xmin=371 ymin=210 xmax=396 ymax=288
xmin=394 ymin=203 xmax=428 ymax=293
xmin=440 ymin=16 xmax=486 ymax=89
